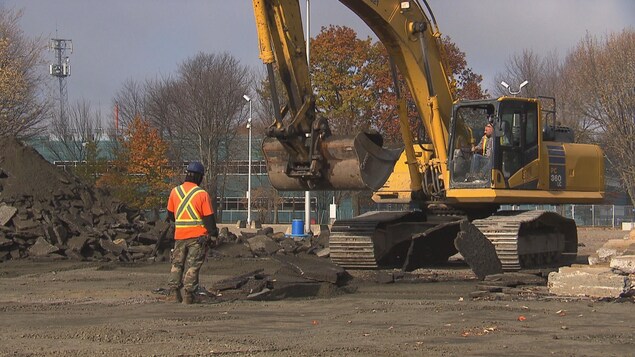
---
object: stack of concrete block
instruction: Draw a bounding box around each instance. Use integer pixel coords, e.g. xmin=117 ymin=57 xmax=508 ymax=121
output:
xmin=548 ymin=230 xmax=635 ymax=298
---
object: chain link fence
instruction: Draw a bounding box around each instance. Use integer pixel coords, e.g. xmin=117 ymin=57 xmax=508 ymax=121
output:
xmin=501 ymin=204 xmax=635 ymax=228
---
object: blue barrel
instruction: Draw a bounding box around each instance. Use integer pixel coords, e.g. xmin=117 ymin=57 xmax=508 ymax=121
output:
xmin=291 ymin=219 xmax=304 ymax=235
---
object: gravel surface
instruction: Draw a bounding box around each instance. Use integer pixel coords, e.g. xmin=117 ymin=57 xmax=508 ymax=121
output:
xmin=0 ymin=228 xmax=633 ymax=356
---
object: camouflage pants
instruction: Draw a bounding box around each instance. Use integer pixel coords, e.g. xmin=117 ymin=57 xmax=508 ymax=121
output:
xmin=168 ymin=238 xmax=206 ymax=294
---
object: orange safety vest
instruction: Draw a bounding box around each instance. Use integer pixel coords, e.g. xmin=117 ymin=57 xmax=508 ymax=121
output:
xmin=167 ymin=182 xmax=213 ymax=240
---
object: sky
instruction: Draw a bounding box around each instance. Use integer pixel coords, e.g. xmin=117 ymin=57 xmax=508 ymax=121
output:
xmin=3 ymin=0 xmax=634 ymax=120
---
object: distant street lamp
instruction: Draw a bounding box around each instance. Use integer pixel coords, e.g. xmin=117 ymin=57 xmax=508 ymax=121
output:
xmin=243 ymin=94 xmax=252 ymax=226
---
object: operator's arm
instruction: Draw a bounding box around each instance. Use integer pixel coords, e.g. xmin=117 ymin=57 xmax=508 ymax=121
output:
xmin=472 ymin=136 xmax=484 ymax=154
xmin=167 ymin=211 xmax=175 ymax=222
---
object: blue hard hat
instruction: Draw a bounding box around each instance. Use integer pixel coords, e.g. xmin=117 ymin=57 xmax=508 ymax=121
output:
xmin=186 ymin=161 xmax=205 ymax=174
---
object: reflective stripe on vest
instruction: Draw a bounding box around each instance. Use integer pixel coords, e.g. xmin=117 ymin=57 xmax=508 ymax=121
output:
xmin=174 ymin=185 xmax=205 ymax=228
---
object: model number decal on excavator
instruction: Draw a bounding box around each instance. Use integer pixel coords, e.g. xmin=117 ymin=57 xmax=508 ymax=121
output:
xmin=547 ymin=145 xmax=566 ymax=190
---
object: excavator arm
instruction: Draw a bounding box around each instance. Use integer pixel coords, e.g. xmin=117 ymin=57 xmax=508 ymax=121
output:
xmin=251 ymin=0 xmax=457 ymax=192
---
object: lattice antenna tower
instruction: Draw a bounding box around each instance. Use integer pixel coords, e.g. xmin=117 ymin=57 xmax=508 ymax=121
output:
xmin=49 ymin=38 xmax=73 ymax=125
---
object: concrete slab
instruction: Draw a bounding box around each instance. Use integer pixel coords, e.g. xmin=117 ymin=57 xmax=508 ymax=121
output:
xmin=28 ymin=237 xmax=59 ymax=257
xmin=0 ymin=205 xmax=17 ymax=226
xmin=67 ymin=235 xmax=89 ymax=252
xmin=610 ymin=255 xmax=635 ymax=274
xmin=247 ymin=235 xmax=280 ymax=256
xmin=454 ymin=220 xmax=503 ymax=280
xmin=0 ymin=237 xmax=13 ymax=249
xmin=548 ymin=266 xmax=633 ymax=298
xmin=274 ymin=254 xmax=350 ymax=285
xmin=594 ymin=239 xmax=635 ymax=263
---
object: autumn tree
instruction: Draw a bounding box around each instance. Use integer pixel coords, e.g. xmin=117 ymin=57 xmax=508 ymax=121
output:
xmin=0 ymin=8 xmax=50 ymax=138
xmin=310 ymin=26 xmax=380 ymax=136
xmin=441 ymin=37 xmax=487 ymax=100
xmin=97 ymin=115 xmax=175 ymax=210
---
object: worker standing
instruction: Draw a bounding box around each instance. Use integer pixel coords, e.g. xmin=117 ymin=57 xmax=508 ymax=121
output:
xmin=166 ymin=161 xmax=218 ymax=304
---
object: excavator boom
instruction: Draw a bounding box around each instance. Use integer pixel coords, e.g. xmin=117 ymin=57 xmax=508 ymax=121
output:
xmin=251 ymin=0 xmax=455 ymax=191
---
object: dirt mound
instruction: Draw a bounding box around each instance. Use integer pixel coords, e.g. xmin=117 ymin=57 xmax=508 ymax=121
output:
xmin=0 ymin=137 xmax=168 ymax=262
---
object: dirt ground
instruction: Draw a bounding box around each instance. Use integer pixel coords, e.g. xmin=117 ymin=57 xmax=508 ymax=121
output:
xmin=1 ymin=228 xmax=633 ymax=357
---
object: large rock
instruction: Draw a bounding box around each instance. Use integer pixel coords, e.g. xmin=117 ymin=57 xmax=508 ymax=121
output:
xmin=548 ymin=266 xmax=633 ymax=298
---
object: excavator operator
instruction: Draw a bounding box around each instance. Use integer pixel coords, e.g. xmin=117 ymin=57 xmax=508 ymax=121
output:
xmin=469 ymin=122 xmax=493 ymax=179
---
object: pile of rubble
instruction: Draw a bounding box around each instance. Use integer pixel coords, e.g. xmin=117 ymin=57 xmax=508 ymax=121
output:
xmin=548 ymin=229 xmax=635 ymax=299
xmin=0 ymin=137 xmax=168 ymax=262
xmin=212 ymin=226 xmax=329 ymax=259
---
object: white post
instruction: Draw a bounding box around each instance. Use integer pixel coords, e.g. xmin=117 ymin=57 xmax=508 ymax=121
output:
xmin=248 ymin=101 xmax=252 ymax=226
xmin=243 ymin=95 xmax=253 ymax=226
xmin=612 ymin=205 xmax=615 ymax=228
xmin=304 ymin=0 xmax=311 ymax=234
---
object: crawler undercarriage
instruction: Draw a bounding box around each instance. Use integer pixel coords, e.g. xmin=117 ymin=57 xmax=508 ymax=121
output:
xmin=329 ymin=210 xmax=577 ymax=272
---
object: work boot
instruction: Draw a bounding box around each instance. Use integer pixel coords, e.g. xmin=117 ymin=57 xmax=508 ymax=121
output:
xmin=167 ymin=288 xmax=182 ymax=303
xmin=183 ymin=293 xmax=194 ymax=305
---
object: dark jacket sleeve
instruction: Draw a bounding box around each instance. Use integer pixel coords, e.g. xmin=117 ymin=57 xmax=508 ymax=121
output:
xmin=202 ymin=214 xmax=218 ymax=237
xmin=167 ymin=211 xmax=175 ymax=222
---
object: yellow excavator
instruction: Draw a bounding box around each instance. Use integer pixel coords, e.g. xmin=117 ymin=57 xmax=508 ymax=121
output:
xmin=251 ymin=0 xmax=604 ymax=272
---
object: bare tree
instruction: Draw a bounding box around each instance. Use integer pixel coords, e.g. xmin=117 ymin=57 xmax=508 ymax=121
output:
xmin=493 ymin=49 xmax=599 ymax=142
xmin=562 ymin=30 xmax=635 ymax=206
xmin=48 ymin=99 xmax=103 ymax=162
xmin=0 ymin=8 xmax=50 ymax=138
xmin=169 ymin=52 xmax=251 ymax=198
xmin=112 ymin=79 xmax=146 ymax=131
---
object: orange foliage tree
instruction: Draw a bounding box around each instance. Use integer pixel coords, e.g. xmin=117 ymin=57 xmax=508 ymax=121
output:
xmin=310 ymin=26 xmax=486 ymax=144
xmin=97 ymin=115 xmax=175 ymax=210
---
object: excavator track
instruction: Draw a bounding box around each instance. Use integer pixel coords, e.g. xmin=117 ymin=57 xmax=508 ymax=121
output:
xmin=472 ymin=210 xmax=577 ymax=271
xmin=330 ymin=210 xmax=577 ymax=272
xmin=329 ymin=211 xmax=462 ymax=270
xmin=329 ymin=215 xmax=382 ymax=269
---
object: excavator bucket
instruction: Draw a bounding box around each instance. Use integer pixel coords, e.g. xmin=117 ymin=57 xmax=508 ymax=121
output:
xmin=262 ymin=132 xmax=403 ymax=191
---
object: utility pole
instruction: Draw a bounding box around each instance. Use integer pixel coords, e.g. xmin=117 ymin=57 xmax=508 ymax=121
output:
xmin=49 ymin=38 xmax=73 ymax=126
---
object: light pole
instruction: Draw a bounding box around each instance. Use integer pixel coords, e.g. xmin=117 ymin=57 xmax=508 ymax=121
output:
xmin=243 ymin=94 xmax=252 ymax=226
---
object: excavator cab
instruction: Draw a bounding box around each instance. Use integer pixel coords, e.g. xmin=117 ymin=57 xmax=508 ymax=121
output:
xmin=448 ymin=100 xmax=497 ymax=188
xmin=448 ymin=98 xmax=541 ymax=190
